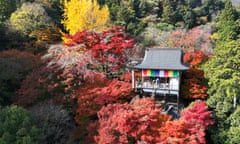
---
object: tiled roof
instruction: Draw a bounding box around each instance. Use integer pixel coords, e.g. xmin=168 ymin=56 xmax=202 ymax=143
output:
xmin=134 ymin=48 xmax=189 ymax=70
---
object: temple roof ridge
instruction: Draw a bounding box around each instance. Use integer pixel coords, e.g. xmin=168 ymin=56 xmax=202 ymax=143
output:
xmin=134 ymin=48 xmax=189 ymax=70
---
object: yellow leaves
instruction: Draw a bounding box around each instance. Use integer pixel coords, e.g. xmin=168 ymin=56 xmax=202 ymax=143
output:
xmin=62 ymin=0 xmax=110 ymax=35
xmin=211 ymin=32 xmax=218 ymax=42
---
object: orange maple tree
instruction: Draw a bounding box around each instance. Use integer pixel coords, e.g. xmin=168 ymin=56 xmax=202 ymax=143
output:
xmin=96 ymin=99 xmax=214 ymax=144
xmin=181 ymin=50 xmax=209 ymax=99
xmin=72 ymin=78 xmax=133 ymax=125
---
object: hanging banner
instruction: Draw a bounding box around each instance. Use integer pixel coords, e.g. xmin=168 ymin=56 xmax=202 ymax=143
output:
xmin=142 ymin=69 xmax=179 ymax=77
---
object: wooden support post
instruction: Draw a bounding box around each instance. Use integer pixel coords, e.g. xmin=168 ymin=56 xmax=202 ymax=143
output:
xmin=132 ymin=70 xmax=135 ymax=89
xmin=177 ymin=92 xmax=179 ymax=112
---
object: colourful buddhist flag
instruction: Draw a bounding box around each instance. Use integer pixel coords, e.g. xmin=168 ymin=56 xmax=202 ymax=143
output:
xmin=142 ymin=69 xmax=179 ymax=77
xmin=168 ymin=70 xmax=174 ymax=77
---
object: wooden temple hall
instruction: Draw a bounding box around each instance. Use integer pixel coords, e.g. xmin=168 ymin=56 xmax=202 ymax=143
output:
xmin=131 ymin=48 xmax=189 ymax=109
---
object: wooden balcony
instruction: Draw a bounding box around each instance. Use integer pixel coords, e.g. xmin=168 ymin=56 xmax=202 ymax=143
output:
xmin=135 ymin=81 xmax=179 ymax=95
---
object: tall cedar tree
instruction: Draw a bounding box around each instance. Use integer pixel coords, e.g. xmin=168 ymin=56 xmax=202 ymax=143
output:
xmin=61 ymin=0 xmax=110 ymax=35
xmin=204 ymin=40 xmax=240 ymax=144
xmin=204 ymin=1 xmax=240 ymax=143
xmin=0 ymin=105 xmax=44 ymax=143
xmin=216 ymin=0 xmax=239 ymax=42
xmin=162 ymin=0 xmax=176 ymax=24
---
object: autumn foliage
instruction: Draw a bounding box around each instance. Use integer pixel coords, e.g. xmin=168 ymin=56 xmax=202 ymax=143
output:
xmin=44 ymin=26 xmax=134 ymax=85
xmin=16 ymin=65 xmax=66 ymax=106
xmin=72 ymin=78 xmax=133 ymax=124
xmin=181 ymin=101 xmax=214 ymax=128
xmin=0 ymin=50 xmax=41 ymax=105
xmin=96 ymin=98 xmax=214 ymax=144
xmin=183 ymin=50 xmax=209 ymax=67
xmin=181 ymin=51 xmax=209 ymax=99
xmin=64 ymin=26 xmax=134 ymax=72
xmin=160 ymin=101 xmax=214 ymax=144
xmin=96 ymin=98 xmax=168 ymax=144
xmin=62 ymin=0 xmax=110 ymax=34
xmin=167 ymin=26 xmax=211 ymax=53
xmin=69 ymin=73 xmax=134 ymax=143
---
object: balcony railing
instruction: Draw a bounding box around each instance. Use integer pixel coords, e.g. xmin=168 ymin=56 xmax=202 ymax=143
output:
xmin=135 ymin=81 xmax=179 ymax=90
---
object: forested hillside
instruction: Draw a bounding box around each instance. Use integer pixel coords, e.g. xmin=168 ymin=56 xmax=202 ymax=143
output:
xmin=0 ymin=0 xmax=240 ymax=144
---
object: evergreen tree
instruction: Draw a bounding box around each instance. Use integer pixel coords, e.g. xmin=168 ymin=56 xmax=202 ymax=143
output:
xmin=204 ymin=39 xmax=240 ymax=144
xmin=162 ymin=0 xmax=176 ymax=24
xmin=217 ymin=0 xmax=239 ymax=42
xmin=0 ymin=0 xmax=17 ymax=25
xmin=226 ymin=106 xmax=240 ymax=144
xmin=0 ymin=105 xmax=44 ymax=144
xmin=182 ymin=7 xmax=196 ymax=29
xmin=204 ymin=1 xmax=240 ymax=142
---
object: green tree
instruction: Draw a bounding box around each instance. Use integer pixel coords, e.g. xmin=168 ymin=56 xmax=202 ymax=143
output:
xmin=34 ymin=0 xmax=63 ymax=27
xmin=204 ymin=39 xmax=240 ymax=143
xmin=203 ymin=2 xmax=240 ymax=143
xmin=0 ymin=105 xmax=44 ymax=144
xmin=0 ymin=0 xmax=17 ymax=25
xmin=182 ymin=7 xmax=196 ymax=29
xmin=185 ymin=0 xmax=201 ymax=8
xmin=226 ymin=106 xmax=240 ymax=144
xmin=202 ymin=0 xmax=224 ymax=20
xmin=98 ymin=0 xmax=162 ymax=36
xmin=216 ymin=0 xmax=239 ymax=42
xmin=7 ymin=2 xmax=53 ymax=36
xmin=162 ymin=0 xmax=176 ymax=24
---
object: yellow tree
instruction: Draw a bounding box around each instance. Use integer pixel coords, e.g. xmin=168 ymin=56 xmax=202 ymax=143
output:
xmin=62 ymin=0 xmax=110 ymax=35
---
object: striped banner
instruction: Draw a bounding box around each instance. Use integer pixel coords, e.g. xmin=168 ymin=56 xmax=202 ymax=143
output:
xmin=142 ymin=69 xmax=179 ymax=77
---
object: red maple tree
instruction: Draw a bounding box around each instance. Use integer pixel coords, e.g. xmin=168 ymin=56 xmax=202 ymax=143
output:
xmin=96 ymin=98 xmax=214 ymax=144
xmin=16 ymin=65 xmax=67 ymax=106
xmin=96 ymin=98 xmax=171 ymax=144
xmin=72 ymin=78 xmax=133 ymax=125
xmin=181 ymin=51 xmax=209 ymax=99
xmin=42 ymin=26 xmax=135 ymax=92
xmin=166 ymin=26 xmax=211 ymax=53
xmin=160 ymin=101 xmax=214 ymax=144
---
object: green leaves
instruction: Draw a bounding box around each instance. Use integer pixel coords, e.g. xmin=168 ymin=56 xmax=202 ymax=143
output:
xmin=205 ymin=40 xmax=240 ymax=110
xmin=203 ymin=5 xmax=240 ymax=143
xmin=0 ymin=105 xmax=44 ymax=144
xmin=8 ymin=2 xmax=53 ymax=36
xmin=0 ymin=0 xmax=17 ymax=25
xmin=217 ymin=0 xmax=239 ymax=42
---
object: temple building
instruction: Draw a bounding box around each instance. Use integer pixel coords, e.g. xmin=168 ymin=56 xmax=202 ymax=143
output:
xmin=131 ymin=48 xmax=189 ymax=110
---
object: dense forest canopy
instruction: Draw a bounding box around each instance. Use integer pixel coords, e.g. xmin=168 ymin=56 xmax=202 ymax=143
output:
xmin=0 ymin=0 xmax=240 ymax=143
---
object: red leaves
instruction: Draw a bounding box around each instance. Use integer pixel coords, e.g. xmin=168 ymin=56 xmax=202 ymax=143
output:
xmin=168 ymin=26 xmax=211 ymax=53
xmin=65 ymin=30 xmax=100 ymax=47
xmin=161 ymin=101 xmax=215 ymax=144
xmin=159 ymin=118 xmax=209 ymax=144
xmin=45 ymin=26 xmax=135 ymax=84
xmin=160 ymin=101 xmax=214 ymax=144
xmin=181 ymin=101 xmax=214 ymax=128
xmin=183 ymin=50 xmax=209 ymax=67
xmin=96 ymin=99 xmax=214 ymax=144
xmin=16 ymin=65 xmax=66 ymax=106
xmin=181 ymin=68 xmax=208 ymax=99
xmin=73 ymin=79 xmax=133 ymax=124
xmin=96 ymin=98 xmax=168 ymax=144
xmin=181 ymin=51 xmax=209 ymax=99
